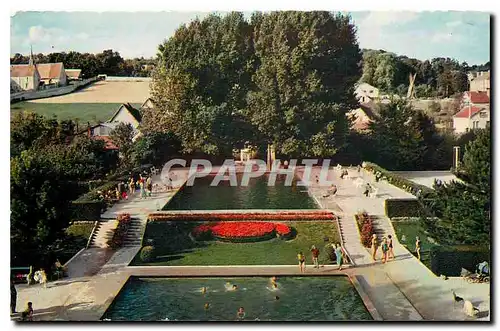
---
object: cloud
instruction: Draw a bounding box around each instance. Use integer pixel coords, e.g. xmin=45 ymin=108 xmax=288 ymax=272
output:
xmin=76 ymin=32 xmax=89 ymax=40
xmin=359 ymin=11 xmax=419 ymax=28
xmin=446 ymin=20 xmax=463 ymax=28
xmin=431 ymin=32 xmax=462 ymax=43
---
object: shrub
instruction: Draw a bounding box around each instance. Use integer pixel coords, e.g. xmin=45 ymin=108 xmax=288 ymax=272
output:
xmin=429 ymin=245 xmax=490 ymax=277
xmin=140 ymin=246 xmax=156 ymax=262
xmin=385 ymin=199 xmax=425 ymax=218
xmin=70 ymin=201 xmax=105 ymax=220
xmin=324 ymin=244 xmax=337 ymax=263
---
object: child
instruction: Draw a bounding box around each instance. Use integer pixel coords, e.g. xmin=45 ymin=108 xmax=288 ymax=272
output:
xmin=21 ymin=302 xmax=33 ymax=321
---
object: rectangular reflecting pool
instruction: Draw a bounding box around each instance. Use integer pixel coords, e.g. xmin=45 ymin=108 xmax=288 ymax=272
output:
xmin=164 ymin=174 xmax=318 ymax=210
xmin=103 ymin=276 xmax=372 ymax=321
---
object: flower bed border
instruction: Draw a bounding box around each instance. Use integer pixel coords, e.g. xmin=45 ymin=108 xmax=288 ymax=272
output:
xmin=148 ymin=211 xmax=336 ymax=223
xmin=191 ymin=221 xmax=294 ymax=243
xmin=355 ymin=212 xmax=375 ymax=248
xmin=107 ymin=213 xmax=131 ymax=249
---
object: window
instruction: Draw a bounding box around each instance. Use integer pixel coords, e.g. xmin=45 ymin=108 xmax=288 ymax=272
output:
xmin=473 ymin=121 xmax=480 ymax=129
xmin=486 ymin=121 xmax=490 ymax=127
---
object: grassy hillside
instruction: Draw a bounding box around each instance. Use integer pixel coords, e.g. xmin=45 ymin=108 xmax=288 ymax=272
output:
xmin=11 ymin=102 xmax=142 ymax=124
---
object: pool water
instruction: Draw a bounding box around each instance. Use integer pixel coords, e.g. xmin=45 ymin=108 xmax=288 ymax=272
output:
xmin=164 ymin=174 xmax=318 ymax=210
xmin=102 ymin=277 xmax=372 ymax=321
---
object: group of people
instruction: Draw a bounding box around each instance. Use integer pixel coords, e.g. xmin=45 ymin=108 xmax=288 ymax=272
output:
xmin=128 ymin=174 xmax=153 ymax=199
xmin=370 ymin=234 xmax=396 ymax=263
xmin=297 ymin=243 xmax=346 ymax=272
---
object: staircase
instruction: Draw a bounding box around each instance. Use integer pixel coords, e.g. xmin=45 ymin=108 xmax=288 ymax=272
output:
xmin=122 ymin=218 xmax=145 ymax=247
xmin=337 ymin=213 xmax=373 ymax=266
xmin=371 ymin=215 xmax=396 ymax=241
xmin=89 ymin=219 xmax=117 ymax=248
xmin=89 ymin=218 xmax=145 ymax=248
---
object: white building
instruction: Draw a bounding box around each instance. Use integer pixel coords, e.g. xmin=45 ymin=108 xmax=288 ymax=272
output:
xmin=453 ymin=105 xmax=490 ymax=134
xmin=355 ymin=83 xmax=379 ymax=104
xmin=10 ymin=64 xmax=40 ymax=91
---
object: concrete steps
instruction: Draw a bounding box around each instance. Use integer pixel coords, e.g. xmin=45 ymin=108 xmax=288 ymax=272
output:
xmin=89 ymin=218 xmax=145 ymax=248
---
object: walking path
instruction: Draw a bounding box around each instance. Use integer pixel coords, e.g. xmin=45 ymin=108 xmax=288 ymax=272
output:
xmin=300 ymin=165 xmax=490 ymax=321
xmin=13 ymin=165 xmax=490 ymax=322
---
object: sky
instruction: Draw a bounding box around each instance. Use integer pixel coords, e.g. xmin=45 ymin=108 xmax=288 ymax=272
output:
xmin=10 ymin=11 xmax=491 ymax=64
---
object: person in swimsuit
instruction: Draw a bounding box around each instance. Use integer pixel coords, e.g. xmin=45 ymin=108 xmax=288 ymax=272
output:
xmin=201 ymin=287 xmax=207 ymax=294
xmin=297 ymin=252 xmax=306 ymax=273
xmin=335 ymin=244 xmax=344 ymax=270
xmin=237 ymin=307 xmax=246 ymax=320
xmin=415 ymin=236 xmax=422 ymax=260
xmin=387 ymin=235 xmax=395 ymax=260
xmin=381 ymin=238 xmax=389 ymax=263
xmin=371 ymin=234 xmax=378 ymax=261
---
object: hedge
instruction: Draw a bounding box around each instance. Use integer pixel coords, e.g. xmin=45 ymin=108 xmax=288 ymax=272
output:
xmin=70 ymin=201 xmax=105 ymax=221
xmin=363 ymin=162 xmax=433 ymax=197
xmin=429 ymin=245 xmax=490 ymax=277
xmin=385 ymin=199 xmax=426 ymax=218
xmin=355 ymin=212 xmax=375 ymax=248
xmin=140 ymin=246 xmax=156 ymax=262
xmin=74 ymin=181 xmax=121 ymax=203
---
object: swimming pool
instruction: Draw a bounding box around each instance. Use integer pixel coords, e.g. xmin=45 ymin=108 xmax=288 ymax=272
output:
xmin=102 ymin=276 xmax=372 ymax=321
xmin=163 ymin=174 xmax=318 ymax=210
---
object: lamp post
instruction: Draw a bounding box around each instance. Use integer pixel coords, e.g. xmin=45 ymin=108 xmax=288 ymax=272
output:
xmin=453 ymin=146 xmax=460 ymax=170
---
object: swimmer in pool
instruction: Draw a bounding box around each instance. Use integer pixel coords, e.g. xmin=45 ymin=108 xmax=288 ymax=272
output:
xmin=270 ymin=276 xmax=278 ymax=287
xmin=232 ymin=285 xmax=238 ymax=291
xmin=272 ymin=283 xmax=278 ymax=289
xmin=204 ymin=303 xmax=210 ymax=310
xmin=237 ymin=307 xmax=245 ymax=320
xmin=275 ymin=296 xmax=280 ymax=300
xmin=201 ymin=287 xmax=207 ymax=294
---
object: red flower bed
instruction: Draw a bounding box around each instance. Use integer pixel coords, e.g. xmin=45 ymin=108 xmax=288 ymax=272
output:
xmin=191 ymin=221 xmax=293 ymax=242
xmin=212 ymin=222 xmax=275 ymax=238
xmin=107 ymin=213 xmax=132 ymax=249
xmin=275 ymin=223 xmax=291 ymax=236
xmin=355 ymin=212 xmax=376 ymax=247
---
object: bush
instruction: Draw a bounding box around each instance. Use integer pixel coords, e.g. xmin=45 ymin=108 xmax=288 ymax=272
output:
xmin=74 ymin=181 xmax=121 ymax=202
xmin=430 ymin=245 xmax=490 ymax=276
xmin=324 ymin=244 xmax=337 ymax=263
xmin=140 ymin=246 xmax=156 ymax=262
xmin=70 ymin=201 xmax=105 ymax=220
xmin=385 ymin=199 xmax=425 ymax=218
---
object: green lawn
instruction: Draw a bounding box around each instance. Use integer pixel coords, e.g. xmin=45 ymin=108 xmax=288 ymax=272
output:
xmin=132 ymin=221 xmax=341 ymax=266
xmin=392 ymin=220 xmax=439 ymax=271
xmin=10 ymin=102 xmax=141 ymax=124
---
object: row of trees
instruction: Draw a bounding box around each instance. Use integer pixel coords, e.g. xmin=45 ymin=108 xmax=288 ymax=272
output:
xmin=360 ymin=49 xmax=489 ymax=98
xmin=144 ymin=11 xmax=362 ymax=157
xmin=10 ymin=50 xmax=156 ymax=78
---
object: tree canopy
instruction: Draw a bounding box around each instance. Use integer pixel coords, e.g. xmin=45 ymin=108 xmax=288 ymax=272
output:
xmin=145 ymin=11 xmax=361 ymax=157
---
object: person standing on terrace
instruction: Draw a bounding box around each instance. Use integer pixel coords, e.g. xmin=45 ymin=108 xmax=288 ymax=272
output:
xmin=310 ymin=245 xmax=320 ymax=268
xmin=415 ymin=236 xmax=422 ymax=260
xmin=297 ymin=252 xmax=306 ymax=273
xmin=371 ymin=234 xmax=378 ymax=261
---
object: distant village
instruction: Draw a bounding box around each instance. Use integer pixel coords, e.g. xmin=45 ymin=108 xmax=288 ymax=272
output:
xmin=349 ymin=70 xmax=490 ymax=135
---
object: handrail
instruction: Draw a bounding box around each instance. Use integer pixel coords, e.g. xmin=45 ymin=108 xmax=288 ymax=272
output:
xmin=335 ymin=215 xmax=354 ymax=265
xmin=86 ymin=220 xmax=99 ymax=249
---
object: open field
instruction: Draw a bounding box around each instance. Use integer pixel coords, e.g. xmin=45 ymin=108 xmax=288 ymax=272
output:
xmin=11 ymin=102 xmax=141 ymax=124
xmin=29 ymin=80 xmax=151 ymax=103
xmin=132 ymin=221 xmax=341 ymax=266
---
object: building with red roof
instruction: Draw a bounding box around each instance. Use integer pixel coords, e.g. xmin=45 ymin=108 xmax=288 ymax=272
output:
xmin=463 ymin=91 xmax=490 ymax=105
xmin=453 ymin=105 xmax=490 ymax=134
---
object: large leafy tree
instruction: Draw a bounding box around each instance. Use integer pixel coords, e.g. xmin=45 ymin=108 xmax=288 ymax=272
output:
xmin=420 ymin=128 xmax=491 ymax=245
xmin=131 ymin=132 xmax=181 ymax=167
xmin=246 ymin=11 xmax=361 ymax=157
xmin=146 ymin=12 xmax=256 ymax=154
xmin=461 ymin=128 xmax=490 ymax=192
xmin=110 ymin=123 xmax=135 ymax=166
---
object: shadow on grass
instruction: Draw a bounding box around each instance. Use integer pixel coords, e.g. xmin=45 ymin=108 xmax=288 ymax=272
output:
xmin=132 ymin=222 xmax=209 ymax=265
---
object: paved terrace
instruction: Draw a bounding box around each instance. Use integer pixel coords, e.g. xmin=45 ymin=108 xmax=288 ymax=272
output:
xmin=12 ymin=165 xmax=489 ymax=321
